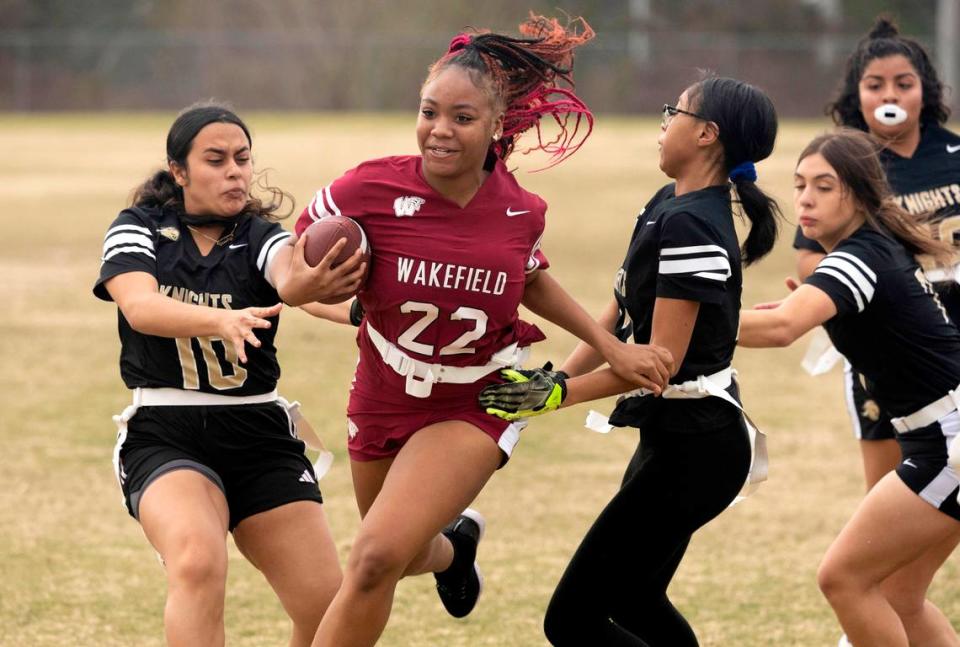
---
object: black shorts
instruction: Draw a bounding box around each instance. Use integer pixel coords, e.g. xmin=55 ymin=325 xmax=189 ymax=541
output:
xmin=896 ymin=411 xmax=960 ymax=521
xmin=115 ymin=401 xmax=322 ymax=530
xmin=844 ymin=364 xmax=896 ymax=441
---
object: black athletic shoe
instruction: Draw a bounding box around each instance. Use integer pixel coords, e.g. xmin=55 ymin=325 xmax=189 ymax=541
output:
xmin=434 ymin=508 xmax=485 ymax=618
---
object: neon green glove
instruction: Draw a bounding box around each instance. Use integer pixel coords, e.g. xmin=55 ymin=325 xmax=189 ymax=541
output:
xmin=478 ymin=365 xmax=568 ymax=421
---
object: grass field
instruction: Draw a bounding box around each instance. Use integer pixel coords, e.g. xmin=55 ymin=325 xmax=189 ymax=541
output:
xmin=2 ymin=113 xmax=959 ymax=646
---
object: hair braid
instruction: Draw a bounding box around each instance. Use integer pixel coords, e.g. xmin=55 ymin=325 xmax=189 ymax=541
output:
xmin=427 ymin=14 xmax=595 ymax=168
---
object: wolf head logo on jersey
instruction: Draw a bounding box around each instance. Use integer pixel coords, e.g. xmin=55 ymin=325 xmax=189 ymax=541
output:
xmin=394 ymin=196 xmax=425 ymax=217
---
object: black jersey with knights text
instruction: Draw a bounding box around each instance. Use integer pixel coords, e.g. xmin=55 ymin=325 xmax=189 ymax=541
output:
xmin=93 ymin=206 xmax=292 ymax=395
xmin=794 ymin=125 xmax=960 ymax=314
xmin=608 ymin=183 xmax=743 ymax=431
xmin=805 ymin=225 xmax=960 ymax=416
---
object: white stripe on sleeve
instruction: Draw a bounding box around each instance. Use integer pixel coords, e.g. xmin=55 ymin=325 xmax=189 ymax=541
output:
xmin=659 ymin=255 xmax=731 ymax=277
xmin=660 ymin=244 xmax=729 ymax=258
xmin=818 ymin=256 xmax=876 ymax=303
xmin=693 ymin=271 xmax=730 ymax=282
xmin=261 ymin=233 xmax=293 ymax=287
xmin=102 ymin=245 xmax=156 ymax=263
xmin=103 ymin=232 xmax=154 ymax=256
xmin=831 ymin=251 xmax=877 ymax=281
xmin=323 ymin=185 xmax=342 ymax=217
xmin=257 ymin=232 xmax=293 ymax=271
xmin=815 ymin=266 xmax=866 ymax=312
xmin=104 ymin=224 xmax=151 ymax=241
xmin=309 ymin=190 xmax=329 ymax=221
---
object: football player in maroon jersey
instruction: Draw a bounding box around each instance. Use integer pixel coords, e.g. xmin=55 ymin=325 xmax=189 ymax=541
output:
xmin=282 ymin=15 xmax=674 ymax=647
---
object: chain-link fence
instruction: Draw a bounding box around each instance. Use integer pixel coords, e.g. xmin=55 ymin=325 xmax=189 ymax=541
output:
xmin=1 ymin=0 xmax=956 ymax=116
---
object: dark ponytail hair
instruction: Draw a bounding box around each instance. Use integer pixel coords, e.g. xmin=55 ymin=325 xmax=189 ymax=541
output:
xmin=799 ymin=129 xmax=954 ymax=265
xmin=687 ymin=76 xmax=782 ymax=266
xmin=426 ymin=14 xmax=595 ymax=168
xmin=826 ymin=15 xmax=950 ymax=130
xmin=130 ymin=100 xmax=291 ymax=221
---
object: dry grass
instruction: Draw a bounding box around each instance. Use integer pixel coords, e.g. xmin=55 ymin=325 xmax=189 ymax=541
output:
xmin=2 ymin=113 xmax=958 ymax=646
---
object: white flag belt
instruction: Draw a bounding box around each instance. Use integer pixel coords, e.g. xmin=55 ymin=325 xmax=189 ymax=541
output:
xmin=584 ymin=366 xmax=767 ymax=505
xmin=365 ymin=322 xmax=529 ymax=398
xmin=891 ymin=385 xmax=960 ymax=433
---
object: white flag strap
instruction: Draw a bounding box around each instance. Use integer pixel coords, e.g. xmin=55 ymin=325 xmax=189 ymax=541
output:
xmin=583 ymin=367 xmax=767 ymax=505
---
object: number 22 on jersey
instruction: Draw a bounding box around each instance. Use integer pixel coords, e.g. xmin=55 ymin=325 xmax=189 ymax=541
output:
xmin=396 ymin=300 xmax=488 ymax=356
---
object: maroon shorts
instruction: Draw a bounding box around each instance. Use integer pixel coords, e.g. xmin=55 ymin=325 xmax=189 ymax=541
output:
xmin=346 ymin=391 xmax=527 ymax=465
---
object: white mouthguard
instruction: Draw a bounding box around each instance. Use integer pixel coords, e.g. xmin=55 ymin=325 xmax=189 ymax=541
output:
xmin=874 ymin=103 xmax=908 ymax=126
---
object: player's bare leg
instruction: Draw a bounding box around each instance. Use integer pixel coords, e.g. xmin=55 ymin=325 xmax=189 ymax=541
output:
xmin=860 ymin=438 xmax=901 ymax=491
xmin=879 ymin=528 xmax=960 ymax=647
xmin=857 ymin=438 xmax=960 ymax=644
xmin=312 ymin=420 xmax=501 ymax=647
xmin=138 ymin=469 xmax=230 ymax=647
xmin=350 ymin=457 xmax=456 ymax=577
xmin=817 ymin=472 xmax=960 ymax=647
xmin=234 ymin=501 xmax=343 ymax=647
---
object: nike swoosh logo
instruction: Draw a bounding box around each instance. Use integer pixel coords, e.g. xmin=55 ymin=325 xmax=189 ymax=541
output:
xmin=228 ymin=243 xmax=248 ymax=249
xmin=948 ymin=144 xmax=960 ymax=154
xmin=645 ymin=220 xmax=657 ymax=226
xmin=506 ymin=208 xmax=531 ymax=217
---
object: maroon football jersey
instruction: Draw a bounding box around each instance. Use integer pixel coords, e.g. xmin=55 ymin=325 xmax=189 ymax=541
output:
xmin=296 ymin=156 xmax=548 ymax=405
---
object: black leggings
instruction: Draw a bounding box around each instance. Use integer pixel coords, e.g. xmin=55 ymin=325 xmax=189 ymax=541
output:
xmin=543 ymin=417 xmax=752 ymax=646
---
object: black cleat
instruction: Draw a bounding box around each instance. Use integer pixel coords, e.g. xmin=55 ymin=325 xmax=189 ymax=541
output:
xmin=434 ymin=508 xmax=485 ymax=618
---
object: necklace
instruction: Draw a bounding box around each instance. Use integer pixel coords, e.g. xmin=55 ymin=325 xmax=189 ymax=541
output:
xmin=187 ymin=222 xmax=238 ymax=247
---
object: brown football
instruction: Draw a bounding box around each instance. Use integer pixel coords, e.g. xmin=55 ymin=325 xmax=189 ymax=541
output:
xmin=301 ymin=215 xmax=371 ymax=303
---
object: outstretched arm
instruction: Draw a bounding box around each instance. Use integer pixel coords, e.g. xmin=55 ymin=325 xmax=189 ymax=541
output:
xmin=562 ymin=297 xmax=698 ymax=406
xmin=300 ymin=299 xmax=364 ymax=326
xmin=271 ymin=235 xmax=366 ymax=306
xmin=522 ymin=270 xmax=673 ymax=393
xmin=558 ymin=297 xmax=619 ymax=377
xmin=481 ymin=288 xmax=691 ymax=419
xmin=739 ymin=284 xmax=837 ymax=348
xmin=105 ymin=271 xmax=280 ymax=364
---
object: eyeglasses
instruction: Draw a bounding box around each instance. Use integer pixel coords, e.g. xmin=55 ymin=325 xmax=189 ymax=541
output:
xmin=661 ymin=104 xmax=709 ymax=129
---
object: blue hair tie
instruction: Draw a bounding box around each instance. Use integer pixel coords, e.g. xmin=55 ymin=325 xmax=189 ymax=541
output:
xmin=729 ymin=161 xmax=757 ymax=183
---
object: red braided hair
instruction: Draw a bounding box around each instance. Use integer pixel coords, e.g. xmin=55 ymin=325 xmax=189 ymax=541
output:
xmin=426 ymin=13 xmax=595 ymax=169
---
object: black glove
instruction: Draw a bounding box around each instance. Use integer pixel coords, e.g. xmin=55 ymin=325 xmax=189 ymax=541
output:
xmin=477 ymin=363 xmax=569 ymax=420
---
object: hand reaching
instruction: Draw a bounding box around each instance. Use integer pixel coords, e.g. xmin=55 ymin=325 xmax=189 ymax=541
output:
xmin=217 ymin=303 xmax=282 ymax=363
xmin=753 ymin=276 xmax=800 ymax=310
xmin=604 ymin=343 xmax=674 ymax=395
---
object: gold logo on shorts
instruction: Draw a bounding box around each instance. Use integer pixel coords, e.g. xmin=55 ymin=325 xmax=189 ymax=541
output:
xmin=861 ymin=399 xmax=881 ymax=421
xmin=159 ymin=227 xmax=180 ymax=241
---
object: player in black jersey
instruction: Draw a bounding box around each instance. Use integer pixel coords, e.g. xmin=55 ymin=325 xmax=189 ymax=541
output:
xmin=790 ymin=18 xmax=960 ymax=645
xmin=742 ymin=130 xmax=960 ymax=647
xmin=794 ymin=16 xmax=960 ymax=491
xmin=481 ymin=77 xmax=780 ymax=646
xmin=93 ymin=103 xmax=362 ymax=647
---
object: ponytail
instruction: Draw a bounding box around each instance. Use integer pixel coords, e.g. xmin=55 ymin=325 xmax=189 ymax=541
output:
xmin=130 ymin=169 xmax=182 ymax=211
xmin=731 ymin=174 xmax=782 ymax=266
xmin=689 ymin=76 xmax=782 ymax=265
